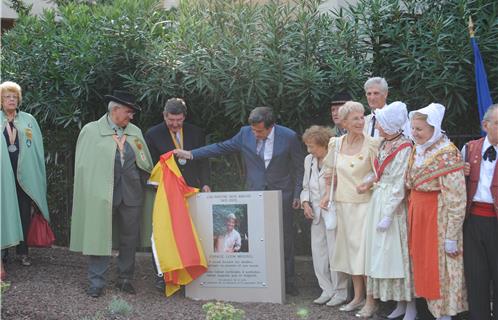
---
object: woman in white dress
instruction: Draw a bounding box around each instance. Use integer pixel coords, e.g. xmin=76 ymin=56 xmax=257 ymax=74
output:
xmin=321 ymin=101 xmax=380 ymax=313
xmin=300 ymin=125 xmax=349 ymax=306
xmin=360 ymin=101 xmax=416 ymax=319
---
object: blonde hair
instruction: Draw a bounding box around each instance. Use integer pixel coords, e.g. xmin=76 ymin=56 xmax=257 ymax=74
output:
xmin=0 ymin=81 xmax=22 ymax=107
xmin=302 ymin=125 xmax=333 ymax=148
xmin=411 ymin=112 xmax=428 ymax=122
xmin=338 ymin=101 xmax=364 ymax=122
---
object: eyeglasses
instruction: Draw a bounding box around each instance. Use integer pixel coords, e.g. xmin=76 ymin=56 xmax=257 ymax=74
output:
xmin=2 ymin=95 xmax=18 ymax=100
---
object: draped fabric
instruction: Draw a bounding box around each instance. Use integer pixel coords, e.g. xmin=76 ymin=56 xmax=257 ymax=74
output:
xmin=471 ymin=37 xmax=493 ymax=124
xmin=151 ymin=151 xmax=207 ymax=296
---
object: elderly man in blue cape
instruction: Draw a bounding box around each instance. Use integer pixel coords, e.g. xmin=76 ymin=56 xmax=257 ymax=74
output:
xmin=174 ymin=106 xmax=304 ymax=296
xmin=70 ymin=90 xmax=153 ymax=298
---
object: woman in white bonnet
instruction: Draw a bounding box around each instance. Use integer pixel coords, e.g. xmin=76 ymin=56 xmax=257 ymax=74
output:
xmin=360 ymin=101 xmax=415 ymax=319
xmin=405 ymin=103 xmax=467 ymax=320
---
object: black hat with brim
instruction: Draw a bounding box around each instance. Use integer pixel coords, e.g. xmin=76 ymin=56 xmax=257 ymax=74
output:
xmin=104 ymin=90 xmax=141 ymax=111
xmin=331 ymin=91 xmax=352 ymax=106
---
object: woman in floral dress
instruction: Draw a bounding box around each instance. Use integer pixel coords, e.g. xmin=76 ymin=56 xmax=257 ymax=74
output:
xmin=406 ymin=103 xmax=467 ymax=320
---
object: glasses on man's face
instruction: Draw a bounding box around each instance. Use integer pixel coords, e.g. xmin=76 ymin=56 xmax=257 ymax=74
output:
xmin=2 ymin=95 xmax=18 ymax=100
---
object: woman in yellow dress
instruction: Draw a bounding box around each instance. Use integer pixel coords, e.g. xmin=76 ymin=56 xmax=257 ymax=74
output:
xmin=321 ymin=101 xmax=379 ymax=314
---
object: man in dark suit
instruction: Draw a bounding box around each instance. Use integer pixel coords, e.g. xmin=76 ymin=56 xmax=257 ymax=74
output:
xmin=144 ymin=98 xmax=210 ymax=291
xmin=175 ymin=106 xmax=304 ymax=295
xmin=145 ymin=98 xmax=210 ymax=191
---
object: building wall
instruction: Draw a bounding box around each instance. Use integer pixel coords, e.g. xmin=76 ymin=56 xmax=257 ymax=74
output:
xmin=1 ymin=0 xmax=57 ymax=19
xmin=1 ymin=0 xmax=358 ymax=18
xmin=163 ymin=0 xmax=359 ymax=11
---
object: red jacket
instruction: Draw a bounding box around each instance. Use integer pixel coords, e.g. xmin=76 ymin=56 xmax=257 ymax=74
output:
xmin=465 ymin=137 xmax=498 ymax=219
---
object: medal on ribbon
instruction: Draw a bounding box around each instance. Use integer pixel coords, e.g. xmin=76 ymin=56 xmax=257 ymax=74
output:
xmin=5 ymin=122 xmax=18 ymax=152
xmin=170 ymin=128 xmax=186 ymax=165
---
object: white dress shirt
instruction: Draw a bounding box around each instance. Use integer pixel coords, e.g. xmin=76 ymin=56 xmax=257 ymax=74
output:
xmin=257 ymin=126 xmax=275 ymax=168
xmin=363 ymin=105 xmax=387 ymax=139
xmin=462 ymin=136 xmax=497 ymax=203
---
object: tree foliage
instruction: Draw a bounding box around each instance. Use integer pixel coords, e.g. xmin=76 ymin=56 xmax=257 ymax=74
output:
xmin=1 ymin=0 xmax=497 ymax=245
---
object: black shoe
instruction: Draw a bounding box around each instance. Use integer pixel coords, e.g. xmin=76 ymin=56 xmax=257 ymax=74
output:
xmin=154 ymin=276 xmax=165 ymax=293
xmin=19 ymin=255 xmax=31 ymax=266
xmin=285 ymin=283 xmax=299 ymax=296
xmin=116 ymin=279 xmax=136 ymax=294
xmin=86 ymin=287 xmax=103 ymax=298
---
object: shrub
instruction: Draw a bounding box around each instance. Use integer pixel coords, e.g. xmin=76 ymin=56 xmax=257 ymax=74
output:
xmin=107 ymin=296 xmax=132 ymax=316
xmin=202 ymin=302 xmax=245 ymax=320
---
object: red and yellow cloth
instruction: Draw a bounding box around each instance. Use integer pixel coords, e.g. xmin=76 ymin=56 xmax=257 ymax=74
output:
xmin=150 ymin=151 xmax=207 ymax=296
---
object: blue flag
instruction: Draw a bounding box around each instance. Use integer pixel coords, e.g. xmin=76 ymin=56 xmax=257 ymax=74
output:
xmin=471 ymin=37 xmax=493 ymax=124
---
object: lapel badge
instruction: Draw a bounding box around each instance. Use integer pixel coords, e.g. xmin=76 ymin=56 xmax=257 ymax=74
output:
xmin=134 ymin=138 xmax=143 ymax=150
xmin=25 ymin=128 xmax=33 ymax=140
xmin=26 ymin=139 xmax=32 ymax=147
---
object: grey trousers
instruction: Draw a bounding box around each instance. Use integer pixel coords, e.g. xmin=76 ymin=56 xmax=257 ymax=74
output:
xmin=88 ymin=202 xmax=142 ymax=289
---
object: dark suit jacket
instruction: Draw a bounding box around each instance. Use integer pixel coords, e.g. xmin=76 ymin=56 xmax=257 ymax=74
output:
xmin=112 ymin=141 xmax=145 ymax=207
xmin=145 ymin=122 xmax=210 ymax=188
xmin=191 ymin=125 xmax=304 ymax=203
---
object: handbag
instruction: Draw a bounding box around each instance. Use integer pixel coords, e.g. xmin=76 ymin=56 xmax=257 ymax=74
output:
xmin=26 ymin=211 xmax=56 ymax=247
xmin=324 ymin=137 xmax=341 ymax=230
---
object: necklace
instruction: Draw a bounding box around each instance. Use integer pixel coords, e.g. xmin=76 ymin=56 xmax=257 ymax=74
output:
xmin=385 ymin=132 xmax=402 ymax=141
xmin=5 ymin=121 xmax=18 ymax=153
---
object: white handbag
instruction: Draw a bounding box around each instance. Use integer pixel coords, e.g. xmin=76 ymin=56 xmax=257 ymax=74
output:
xmin=324 ymin=137 xmax=341 ymax=230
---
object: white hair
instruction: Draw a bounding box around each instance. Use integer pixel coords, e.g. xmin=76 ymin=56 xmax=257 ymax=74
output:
xmin=107 ymin=101 xmax=121 ymax=112
xmin=483 ymin=104 xmax=498 ymax=122
xmin=364 ymin=77 xmax=389 ymax=93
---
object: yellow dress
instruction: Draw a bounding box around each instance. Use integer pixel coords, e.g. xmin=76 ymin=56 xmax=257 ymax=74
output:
xmin=323 ymin=135 xmax=379 ymax=275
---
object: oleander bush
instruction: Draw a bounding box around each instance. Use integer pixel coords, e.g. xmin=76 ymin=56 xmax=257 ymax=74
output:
xmin=1 ymin=0 xmax=497 ymax=246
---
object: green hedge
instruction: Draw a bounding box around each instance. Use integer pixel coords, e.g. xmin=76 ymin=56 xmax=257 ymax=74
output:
xmin=1 ymin=0 xmax=497 ymax=248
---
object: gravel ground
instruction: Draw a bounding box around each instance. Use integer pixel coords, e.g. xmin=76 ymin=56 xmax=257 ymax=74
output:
xmin=1 ymin=247 xmax=462 ymax=320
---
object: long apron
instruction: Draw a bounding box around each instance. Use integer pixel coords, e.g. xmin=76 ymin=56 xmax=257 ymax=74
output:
xmin=408 ymin=190 xmax=440 ymax=299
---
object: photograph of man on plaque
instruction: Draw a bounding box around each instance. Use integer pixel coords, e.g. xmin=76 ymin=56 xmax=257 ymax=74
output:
xmin=213 ymin=204 xmax=248 ymax=253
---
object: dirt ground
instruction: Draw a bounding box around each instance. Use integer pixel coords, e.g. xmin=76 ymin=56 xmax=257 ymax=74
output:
xmin=1 ymin=247 xmax=464 ymax=320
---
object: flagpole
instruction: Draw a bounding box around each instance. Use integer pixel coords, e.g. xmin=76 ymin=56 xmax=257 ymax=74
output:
xmin=468 ymin=16 xmax=475 ymax=38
